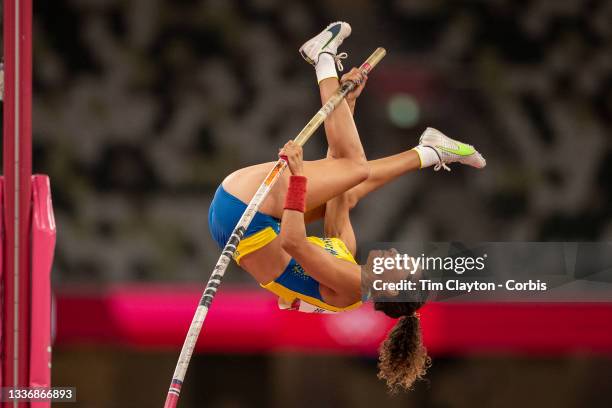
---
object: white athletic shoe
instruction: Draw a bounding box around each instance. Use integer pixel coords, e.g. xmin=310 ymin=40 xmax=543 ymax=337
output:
xmin=418 ymin=127 xmax=486 ymax=171
xmin=299 ymin=21 xmax=352 ymax=70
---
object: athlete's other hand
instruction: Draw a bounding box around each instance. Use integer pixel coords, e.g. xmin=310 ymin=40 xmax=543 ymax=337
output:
xmin=279 ymin=140 xmax=304 ymax=176
xmin=341 ymin=67 xmax=368 ymax=111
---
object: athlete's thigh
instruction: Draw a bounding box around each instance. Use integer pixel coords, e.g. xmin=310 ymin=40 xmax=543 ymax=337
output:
xmin=259 ymin=158 xmax=368 ymax=219
xmin=222 ymin=157 xmax=366 ymax=220
xmin=221 ymin=161 xmax=282 ymax=209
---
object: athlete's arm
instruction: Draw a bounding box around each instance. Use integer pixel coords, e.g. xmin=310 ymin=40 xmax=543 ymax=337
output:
xmin=278 ymin=141 xmax=308 ymax=251
xmin=278 ymin=141 xmax=361 ymax=299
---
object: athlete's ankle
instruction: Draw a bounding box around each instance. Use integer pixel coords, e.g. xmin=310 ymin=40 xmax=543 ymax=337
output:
xmin=315 ymin=53 xmax=338 ymax=83
xmin=413 ymin=145 xmax=440 ymax=169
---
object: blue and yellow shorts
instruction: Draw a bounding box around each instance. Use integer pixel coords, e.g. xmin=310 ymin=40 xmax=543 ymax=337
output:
xmin=208 ymin=185 xmax=281 ymax=263
xmin=208 ymin=185 xmax=362 ymax=313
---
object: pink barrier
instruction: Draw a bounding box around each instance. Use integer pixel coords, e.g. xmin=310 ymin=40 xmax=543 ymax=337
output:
xmin=30 ymin=176 xmax=55 ymax=398
xmin=0 ymin=175 xmax=55 ymax=408
xmin=55 ymin=284 xmax=612 ymax=355
xmin=56 ymin=285 xmax=395 ymax=355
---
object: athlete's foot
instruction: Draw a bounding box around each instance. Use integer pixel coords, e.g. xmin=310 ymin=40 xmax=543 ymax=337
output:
xmin=299 ymin=21 xmax=352 ymax=71
xmin=418 ymin=127 xmax=486 ymax=171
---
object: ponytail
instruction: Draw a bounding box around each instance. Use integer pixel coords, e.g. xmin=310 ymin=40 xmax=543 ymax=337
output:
xmin=376 ymin=306 xmax=430 ymax=392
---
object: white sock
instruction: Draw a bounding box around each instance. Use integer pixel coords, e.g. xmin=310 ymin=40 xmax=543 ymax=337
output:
xmin=315 ymin=53 xmax=338 ymax=83
xmin=413 ymin=146 xmax=440 ymax=169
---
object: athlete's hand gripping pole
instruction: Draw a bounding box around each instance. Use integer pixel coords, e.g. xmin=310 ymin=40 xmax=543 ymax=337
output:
xmin=163 ymin=47 xmax=386 ymax=408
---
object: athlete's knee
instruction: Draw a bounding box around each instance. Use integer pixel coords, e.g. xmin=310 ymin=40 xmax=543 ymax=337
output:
xmin=331 ymin=191 xmax=356 ymax=211
xmin=345 ymin=189 xmax=360 ymax=210
xmin=351 ymin=160 xmax=370 ymax=184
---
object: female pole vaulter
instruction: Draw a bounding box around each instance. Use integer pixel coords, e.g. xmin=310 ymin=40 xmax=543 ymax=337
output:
xmin=208 ymin=22 xmax=486 ymax=391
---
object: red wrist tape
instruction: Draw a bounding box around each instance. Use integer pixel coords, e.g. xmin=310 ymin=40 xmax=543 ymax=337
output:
xmin=284 ymin=175 xmax=307 ymax=212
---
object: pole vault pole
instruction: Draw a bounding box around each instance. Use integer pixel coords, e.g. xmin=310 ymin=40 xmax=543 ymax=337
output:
xmin=163 ymin=47 xmax=386 ymax=408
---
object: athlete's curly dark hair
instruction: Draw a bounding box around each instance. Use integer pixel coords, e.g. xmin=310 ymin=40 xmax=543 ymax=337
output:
xmin=374 ymin=301 xmax=430 ymax=393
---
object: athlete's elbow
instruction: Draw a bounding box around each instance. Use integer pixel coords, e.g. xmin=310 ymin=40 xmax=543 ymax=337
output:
xmin=279 ymin=233 xmax=307 ymax=256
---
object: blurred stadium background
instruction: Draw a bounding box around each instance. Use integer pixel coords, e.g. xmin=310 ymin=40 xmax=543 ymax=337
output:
xmin=4 ymin=0 xmax=612 ymax=406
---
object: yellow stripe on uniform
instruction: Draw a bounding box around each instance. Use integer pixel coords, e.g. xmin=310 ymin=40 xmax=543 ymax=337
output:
xmin=306 ymin=236 xmax=357 ymax=264
xmin=234 ymin=226 xmax=278 ymax=264
xmin=261 ymin=280 xmax=362 ymax=313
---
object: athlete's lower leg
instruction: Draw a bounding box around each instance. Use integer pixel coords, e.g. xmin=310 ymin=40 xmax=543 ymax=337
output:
xmin=301 ymin=149 xmax=420 ymax=222
xmin=305 ymin=125 xmax=488 ymax=218
xmin=259 ymin=21 xmax=368 ymax=216
xmin=300 ymin=21 xmax=368 ymax=166
xmin=324 ymin=193 xmax=357 ymax=255
xmin=347 ymin=149 xmax=421 ymax=206
xmin=318 ymin=74 xmax=367 ymax=164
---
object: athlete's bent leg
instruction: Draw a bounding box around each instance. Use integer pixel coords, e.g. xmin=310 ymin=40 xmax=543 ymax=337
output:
xmin=296 ymin=148 xmax=421 ymax=222
xmin=226 ymin=28 xmax=371 ymax=218
xmin=302 ymin=126 xmax=488 ymax=218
